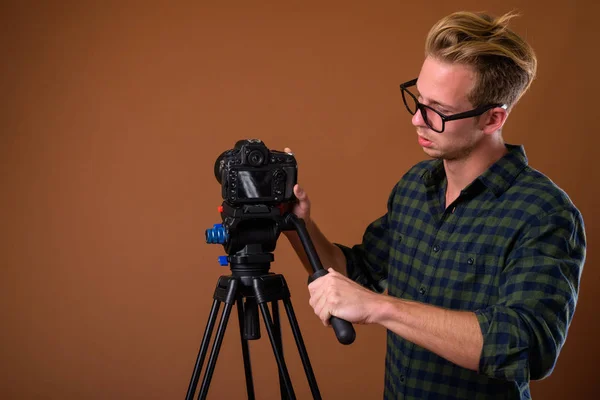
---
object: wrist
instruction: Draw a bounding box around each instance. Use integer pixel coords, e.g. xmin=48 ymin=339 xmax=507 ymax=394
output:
xmin=303 ymin=216 xmax=313 ymax=228
xmin=367 ymin=293 xmax=395 ymax=325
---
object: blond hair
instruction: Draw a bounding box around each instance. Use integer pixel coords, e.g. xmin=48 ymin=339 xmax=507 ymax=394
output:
xmin=425 ymin=11 xmax=537 ymax=110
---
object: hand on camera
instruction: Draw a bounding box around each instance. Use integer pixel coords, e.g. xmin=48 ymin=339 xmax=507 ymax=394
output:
xmin=284 ymin=147 xmax=311 ymax=223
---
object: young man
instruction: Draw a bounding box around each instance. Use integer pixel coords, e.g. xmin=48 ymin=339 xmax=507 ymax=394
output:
xmin=284 ymin=11 xmax=586 ymax=399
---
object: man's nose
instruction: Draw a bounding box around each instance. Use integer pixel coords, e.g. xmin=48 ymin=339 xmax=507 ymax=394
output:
xmin=412 ymin=107 xmax=426 ymax=127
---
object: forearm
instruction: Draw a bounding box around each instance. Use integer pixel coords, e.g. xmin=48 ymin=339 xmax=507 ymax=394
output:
xmin=284 ymin=219 xmax=348 ymax=276
xmin=373 ymin=296 xmax=483 ymax=371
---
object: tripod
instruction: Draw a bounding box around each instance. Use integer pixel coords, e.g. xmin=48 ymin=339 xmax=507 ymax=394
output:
xmin=185 ymin=204 xmax=355 ymax=399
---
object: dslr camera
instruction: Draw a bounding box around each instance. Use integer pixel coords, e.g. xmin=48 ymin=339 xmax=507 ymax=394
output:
xmin=214 ymin=139 xmax=297 ymax=206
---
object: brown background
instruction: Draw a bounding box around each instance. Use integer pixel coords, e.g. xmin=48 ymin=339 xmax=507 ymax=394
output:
xmin=1 ymin=1 xmax=598 ymax=399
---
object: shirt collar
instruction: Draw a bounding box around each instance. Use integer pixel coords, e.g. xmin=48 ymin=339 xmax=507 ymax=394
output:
xmin=422 ymin=144 xmax=529 ymax=197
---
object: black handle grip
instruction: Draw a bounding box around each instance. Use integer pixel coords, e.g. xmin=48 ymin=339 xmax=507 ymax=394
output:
xmin=330 ymin=316 xmax=356 ymax=345
xmin=287 ymin=214 xmax=356 ymax=345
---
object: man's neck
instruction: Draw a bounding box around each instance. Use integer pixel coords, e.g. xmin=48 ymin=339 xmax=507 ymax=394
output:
xmin=443 ymin=137 xmax=508 ymax=207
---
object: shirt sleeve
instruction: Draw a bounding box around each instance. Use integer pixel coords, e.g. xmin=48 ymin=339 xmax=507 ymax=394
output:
xmin=475 ymin=206 xmax=586 ymax=382
xmin=333 ymin=185 xmax=397 ymax=293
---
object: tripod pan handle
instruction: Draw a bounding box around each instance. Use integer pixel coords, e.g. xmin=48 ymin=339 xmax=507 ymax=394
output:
xmin=286 ymin=213 xmax=357 ymax=345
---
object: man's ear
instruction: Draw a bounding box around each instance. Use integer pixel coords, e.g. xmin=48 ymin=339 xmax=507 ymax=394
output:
xmin=481 ymin=107 xmax=508 ymax=135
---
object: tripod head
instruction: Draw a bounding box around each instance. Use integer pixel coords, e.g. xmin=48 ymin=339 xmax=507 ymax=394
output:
xmin=205 ymin=202 xmax=284 ymax=274
xmin=205 ymin=201 xmax=356 ymax=345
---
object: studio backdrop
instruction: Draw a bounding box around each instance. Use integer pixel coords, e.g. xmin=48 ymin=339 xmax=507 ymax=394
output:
xmin=1 ymin=1 xmax=597 ymax=399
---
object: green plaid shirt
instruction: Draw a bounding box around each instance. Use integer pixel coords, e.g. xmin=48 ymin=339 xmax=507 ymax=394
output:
xmin=337 ymin=144 xmax=586 ymax=399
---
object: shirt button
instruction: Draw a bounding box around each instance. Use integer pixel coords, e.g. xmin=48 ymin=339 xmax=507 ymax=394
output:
xmin=433 ymin=245 xmax=440 ymax=252
xmin=419 ymin=286 xmax=427 ymax=295
xmin=399 ymin=374 xmax=405 ymax=383
xmin=467 ymin=257 xmax=474 ymax=265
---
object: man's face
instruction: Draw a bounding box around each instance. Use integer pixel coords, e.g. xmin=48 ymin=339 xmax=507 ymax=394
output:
xmin=412 ymin=56 xmax=484 ymax=160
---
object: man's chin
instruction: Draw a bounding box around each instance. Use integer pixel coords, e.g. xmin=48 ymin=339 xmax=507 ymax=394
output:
xmin=421 ymin=147 xmax=442 ymax=159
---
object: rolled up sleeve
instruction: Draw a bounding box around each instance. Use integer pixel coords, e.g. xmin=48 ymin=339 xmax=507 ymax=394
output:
xmin=476 ymin=206 xmax=586 ymax=381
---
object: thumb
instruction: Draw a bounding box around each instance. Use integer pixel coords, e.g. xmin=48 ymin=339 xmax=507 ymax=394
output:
xmin=294 ymin=184 xmax=307 ymax=200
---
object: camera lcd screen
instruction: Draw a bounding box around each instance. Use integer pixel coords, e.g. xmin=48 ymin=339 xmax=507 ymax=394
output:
xmin=237 ymin=170 xmax=272 ymax=199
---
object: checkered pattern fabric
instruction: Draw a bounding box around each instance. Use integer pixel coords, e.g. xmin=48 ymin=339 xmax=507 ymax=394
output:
xmin=336 ymin=144 xmax=586 ymax=399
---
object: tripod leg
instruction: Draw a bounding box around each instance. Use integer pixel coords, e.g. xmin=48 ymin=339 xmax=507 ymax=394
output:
xmin=197 ymin=277 xmax=239 ymax=400
xmin=283 ymin=298 xmax=322 ymax=400
xmin=272 ymin=301 xmax=288 ymax=400
xmin=236 ymin=298 xmax=255 ymax=400
xmin=186 ymin=299 xmax=221 ymax=400
xmin=196 ymin=301 xmax=234 ymax=400
xmin=259 ymin=302 xmax=296 ymax=400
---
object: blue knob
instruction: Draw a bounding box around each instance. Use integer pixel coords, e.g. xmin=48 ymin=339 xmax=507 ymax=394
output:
xmin=218 ymin=256 xmax=229 ymax=266
xmin=206 ymin=223 xmax=228 ymax=244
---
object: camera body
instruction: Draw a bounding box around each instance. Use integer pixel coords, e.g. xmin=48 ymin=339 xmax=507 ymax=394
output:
xmin=214 ymin=139 xmax=297 ymax=205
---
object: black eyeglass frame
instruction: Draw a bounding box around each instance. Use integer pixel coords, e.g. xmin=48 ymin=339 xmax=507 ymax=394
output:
xmin=400 ymin=78 xmax=507 ymax=133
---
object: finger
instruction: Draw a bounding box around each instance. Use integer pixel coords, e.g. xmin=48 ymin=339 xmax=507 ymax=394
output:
xmin=312 ymin=288 xmax=328 ymax=317
xmin=308 ymin=277 xmax=325 ymax=306
xmin=294 ymin=184 xmax=305 ymax=199
xmin=308 ymin=281 xmax=328 ymax=322
xmin=308 ymin=275 xmax=323 ymax=293
xmin=284 ymin=147 xmax=292 ymax=154
xmin=312 ymin=293 xmax=330 ymax=326
xmin=319 ymin=305 xmax=332 ymax=326
xmin=308 ymin=286 xmax=320 ymax=308
xmin=312 ymin=283 xmax=333 ymax=326
xmin=295 ymin=188 xmax=310 ymax=210
xmin=308 ymin=293 xmax=316 ymax=309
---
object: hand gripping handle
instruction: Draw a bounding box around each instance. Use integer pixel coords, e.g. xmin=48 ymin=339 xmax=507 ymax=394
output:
xmin=285 ymin=214 xmax=356 ymax=345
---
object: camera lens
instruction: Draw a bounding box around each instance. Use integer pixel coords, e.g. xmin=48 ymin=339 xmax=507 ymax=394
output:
xmin=248 ymin=150 xmax=264 ymax=166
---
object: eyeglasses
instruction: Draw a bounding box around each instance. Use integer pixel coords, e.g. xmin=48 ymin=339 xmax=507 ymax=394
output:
xmin=399 ymin=78 xmax=507 ymax=133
